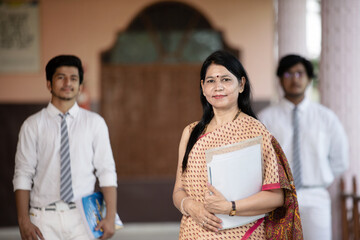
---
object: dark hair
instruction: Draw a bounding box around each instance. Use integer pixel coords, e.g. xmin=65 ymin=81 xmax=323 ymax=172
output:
xmin=182 ymin=50 xmax=257 ymax=172
xmin=276 ymin=54 xmax=314 ymax=79
xmin=45 ymin=55 xmax=84 ymax=84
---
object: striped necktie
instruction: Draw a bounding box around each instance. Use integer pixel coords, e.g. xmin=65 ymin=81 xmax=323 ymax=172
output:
xmin=59 ymin=113 xmax=74 ymax=203
xmin=292 ymin=106 xmax=302 ymax=190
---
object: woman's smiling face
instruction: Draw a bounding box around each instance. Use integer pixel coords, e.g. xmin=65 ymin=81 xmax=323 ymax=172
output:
xmin=201 ymin=63 xmax=244 ymax=110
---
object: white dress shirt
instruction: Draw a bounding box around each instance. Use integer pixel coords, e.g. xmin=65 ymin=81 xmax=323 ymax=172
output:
xmin=258 ymin=98 xmax=349 ymax=188
xmin=13 ymin=102 xmax=117 ymax=207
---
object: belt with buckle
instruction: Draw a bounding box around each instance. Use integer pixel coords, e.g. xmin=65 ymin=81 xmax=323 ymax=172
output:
xmin=32 ymin=202 xmax=76 ymax=211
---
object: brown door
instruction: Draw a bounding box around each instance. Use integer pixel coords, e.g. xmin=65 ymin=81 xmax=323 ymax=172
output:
xmin=101 ymin=64 xmax=202 ymax=178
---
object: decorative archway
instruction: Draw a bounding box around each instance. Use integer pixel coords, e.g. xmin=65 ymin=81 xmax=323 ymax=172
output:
xmin=101 ymin=1 xmax=240 ymax=223
xmin=101 ymin=1 xmax=240 ymax=179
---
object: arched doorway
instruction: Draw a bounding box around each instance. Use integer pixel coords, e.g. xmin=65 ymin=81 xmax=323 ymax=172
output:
xmin=101 ymin=1 xmax=239 ymax=222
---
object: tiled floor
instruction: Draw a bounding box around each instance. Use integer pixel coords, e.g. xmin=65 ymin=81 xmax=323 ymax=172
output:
xmin=0 ymin=222 xmax=180 ymax=240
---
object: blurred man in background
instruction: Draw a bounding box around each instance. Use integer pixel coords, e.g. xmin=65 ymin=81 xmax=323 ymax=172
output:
xmin=259 ymin=54 xmax=349 ymax=240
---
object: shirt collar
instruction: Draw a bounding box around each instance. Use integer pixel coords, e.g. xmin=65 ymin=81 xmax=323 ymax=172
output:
xmin=280 ymin=97 xmax=310 ymax=113
xmin=46 ymin=102 xmax=80 ymax=119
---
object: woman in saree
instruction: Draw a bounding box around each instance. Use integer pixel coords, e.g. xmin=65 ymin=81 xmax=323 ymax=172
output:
xmin=173 ymin=50 xmax=302 ymax=240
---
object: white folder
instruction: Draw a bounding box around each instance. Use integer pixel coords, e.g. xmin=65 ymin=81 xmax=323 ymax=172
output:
xmin=205 ymin=136 xmax=265 ymax=230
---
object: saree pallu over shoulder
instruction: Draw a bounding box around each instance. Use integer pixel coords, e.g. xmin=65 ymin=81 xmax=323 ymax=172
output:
xmin=265 ymin=136 xmax=303 ymax=240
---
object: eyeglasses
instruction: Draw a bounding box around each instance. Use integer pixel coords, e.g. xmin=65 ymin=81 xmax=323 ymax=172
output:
xmin=283 ymin=71 xmax=305 ymax=79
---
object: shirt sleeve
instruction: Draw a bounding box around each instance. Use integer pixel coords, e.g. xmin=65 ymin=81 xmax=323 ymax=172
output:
xmin=92 ymin=116 xmax=118 ymax=187
xmin=13 ymin=119 xmax=38 ymax=191
xmin=328 ymin=113 xmax=349 ymax=177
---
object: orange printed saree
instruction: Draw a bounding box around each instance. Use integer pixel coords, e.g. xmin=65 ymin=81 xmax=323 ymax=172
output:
xmin=179 ymin=116 xmax=303 ymax=240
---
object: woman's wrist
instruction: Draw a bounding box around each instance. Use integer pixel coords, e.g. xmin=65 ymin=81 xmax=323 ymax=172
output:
xmin=180 ymin=196 xmax=192 ymax=216
xmin=227 ymin=201 xmax=233 ymax=214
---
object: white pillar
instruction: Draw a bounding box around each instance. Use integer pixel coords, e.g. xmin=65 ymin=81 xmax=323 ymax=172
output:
xmin=275 ymin=0 xmax=308 ymax=100
xmin=320 ymin=1 xmax=360 ymax=239
xmin=277 ymin=0 xmax=307 ymax=58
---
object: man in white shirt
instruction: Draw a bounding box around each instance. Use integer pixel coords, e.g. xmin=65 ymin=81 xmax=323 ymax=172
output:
xmin=258 ymin=54 xmax=349 ymax=240
xmin=13 ymin=55 xmax=118 ymax=240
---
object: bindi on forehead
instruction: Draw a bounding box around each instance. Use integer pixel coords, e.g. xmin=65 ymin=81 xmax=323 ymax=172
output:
xmin=205 ymin=73 xmax=231 ymax=79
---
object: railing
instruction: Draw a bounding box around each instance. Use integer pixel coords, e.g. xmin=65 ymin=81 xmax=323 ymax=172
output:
xmin=341 ymin=176 xmax=360 ymax=240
